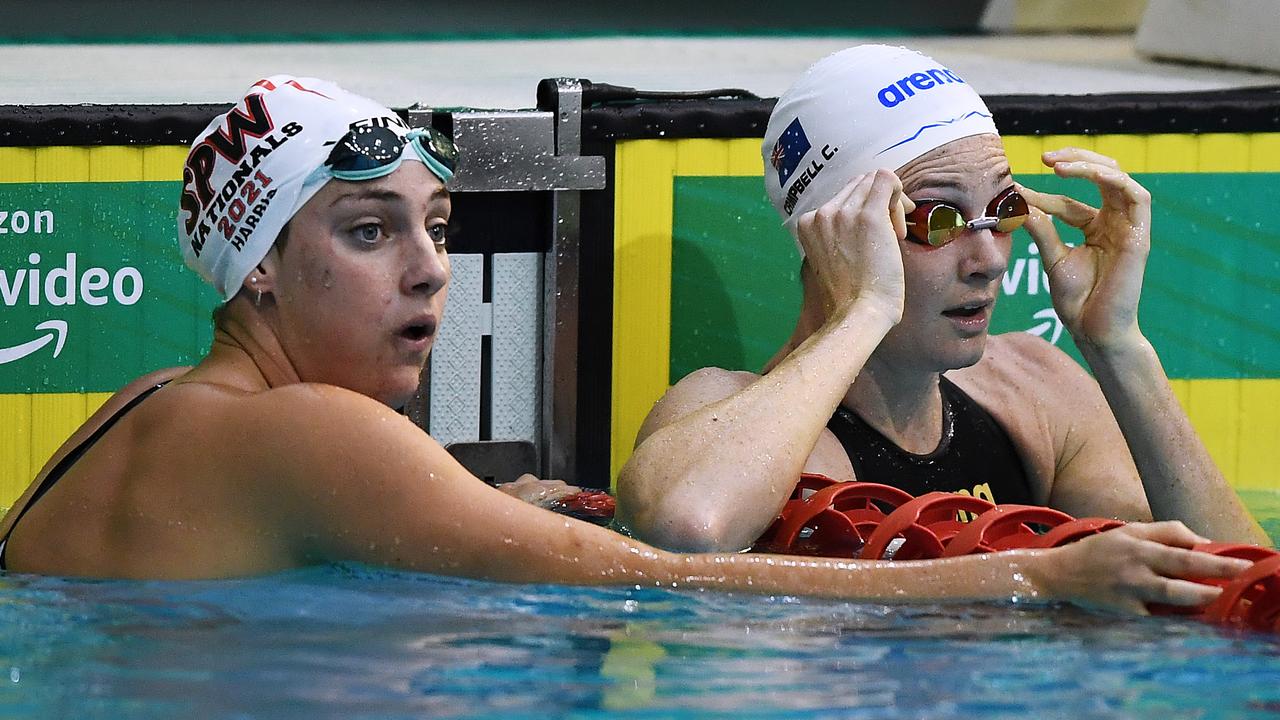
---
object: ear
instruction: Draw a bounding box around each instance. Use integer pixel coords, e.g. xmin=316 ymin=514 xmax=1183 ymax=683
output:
xmin=241 ymin=245 xmax=283 ymax=297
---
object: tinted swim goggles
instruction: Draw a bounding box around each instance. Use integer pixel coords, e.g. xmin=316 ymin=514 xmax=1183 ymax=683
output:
xmin=904 ymin=186 xmax=1029 ymax=247
xmin=322 ymin=124 xmax=457 ymax=184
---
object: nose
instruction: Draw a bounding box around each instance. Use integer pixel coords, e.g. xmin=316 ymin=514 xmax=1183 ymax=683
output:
xmin=400 ymin=227 xmax=450 ymax=296
xmin=958 ymin=228 xmax=1010 ymax=284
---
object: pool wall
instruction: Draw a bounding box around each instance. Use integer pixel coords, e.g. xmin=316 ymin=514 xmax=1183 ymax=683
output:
xmin=2 ymin=87 xmax=1279 ymax=508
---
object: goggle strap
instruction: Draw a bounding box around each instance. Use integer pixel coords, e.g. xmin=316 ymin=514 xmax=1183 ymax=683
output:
xmin=413 ymin=142 xmax=455 ymax=184
xmin=330 ymin=163 xmax=400 ymax=182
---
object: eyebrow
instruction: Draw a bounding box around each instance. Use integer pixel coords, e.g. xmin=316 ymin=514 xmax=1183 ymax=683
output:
xmin=909 ymin=168 xmax=1012 ymax=197
xmin=328 ymin=185 xmax=449 ymax=207
xmin=330 ymin=189 xmax=404 ymax=206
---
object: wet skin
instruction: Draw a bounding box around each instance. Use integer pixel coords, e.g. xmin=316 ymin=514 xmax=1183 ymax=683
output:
xmin=870 ymin=133 xmax=1014 ymax=377
xmin=266 ymin=162 xmax=452 ymax=408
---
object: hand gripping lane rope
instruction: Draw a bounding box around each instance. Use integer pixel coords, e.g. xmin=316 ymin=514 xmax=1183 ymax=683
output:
xmin=751 ymin=473 xmax=1280 ymax=632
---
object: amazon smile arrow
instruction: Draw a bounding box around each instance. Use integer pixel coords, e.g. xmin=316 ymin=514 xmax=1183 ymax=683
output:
xmin=0 ymin=320 xmax=68 ymax=365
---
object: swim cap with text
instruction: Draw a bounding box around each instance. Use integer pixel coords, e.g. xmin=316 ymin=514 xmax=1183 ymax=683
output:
xmin=178 ymin=76 xmax=414 ymax=300
xmin=762 ymin=45 xmax=1000 ymax=251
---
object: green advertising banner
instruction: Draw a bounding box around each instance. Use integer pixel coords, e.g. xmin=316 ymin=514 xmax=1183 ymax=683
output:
xmin=0 ymin=181 xmax=221 ymax=393
xmin=670 ymin=173 xmax=1280 ymax=381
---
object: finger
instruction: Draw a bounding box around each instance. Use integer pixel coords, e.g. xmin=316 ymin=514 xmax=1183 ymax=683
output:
xmin=1049 ymin=160 xmax=1150 ymax=209
xmin=1019 ymin=185 xmax=1098 ymax=229
xmin=1120 ymin=520 xmax=1209 ymax=549
xmin=1043 ymin=147 xmax=1121 ymax=170
xmin=1143 ymin=576 xmax=1223 ymax=608
xmin=890 ymin=194 xmax=913 ymax=241
xmin=864 ymin=168 xmax=906 ymax=237
xmin=1022 ymin=207 xmax=1070 ymax=272
xmin=813 ymin=173 xmax=876 ymax=236
xmin=1140 ymin=543 xmax=1253 ymax=580
xmin=831 ymin=171 xmax=873 ymax=211
xmin=799 ymin=174 xmax=869 ymax=236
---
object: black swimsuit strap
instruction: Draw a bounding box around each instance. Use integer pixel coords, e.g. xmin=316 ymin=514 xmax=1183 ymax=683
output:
xmin=0 ymin=381 xmax=169 ymax=569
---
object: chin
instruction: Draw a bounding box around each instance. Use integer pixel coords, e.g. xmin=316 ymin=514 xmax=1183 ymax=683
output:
xmin=920 ymin=331 xmax=989 ymax=372
xmin=943 ymin=338 xmax=989 ymax=370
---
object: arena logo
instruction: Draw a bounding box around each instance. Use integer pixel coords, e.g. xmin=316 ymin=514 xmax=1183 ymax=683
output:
xmin=876 ymin=67 xmax=967 ymax=109
xmin=0 ymin=252 xmax=144 ymax=365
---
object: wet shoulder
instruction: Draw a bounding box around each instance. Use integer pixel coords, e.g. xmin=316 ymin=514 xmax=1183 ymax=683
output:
xmin=231 ymin=382 xmax=419 ymax=441
xmin=951 ymin=332 xmax=1087 ymax=400
xmin=947 ymin=333 xmax=1091 ymax=499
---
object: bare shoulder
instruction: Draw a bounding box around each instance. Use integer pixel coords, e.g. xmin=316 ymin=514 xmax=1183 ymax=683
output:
xmin=194 ymin=381 xmax=464 ymax=509
xmin=953 ymin=332 xmax=1094 ymax=401
xmin=236 ymin=382 xmax=434 ymax=452
xmin=24 ymin=366 xmax=191 ymax=486
xmin=636 ymin=367 xmax=761 ymax=443
xmin=139 ymin=380 xmax=444 ymax=484
xmin=948 ymin=333 xmax=1109 ymax=502
xmin=83 ymin=366 xmax=191 ymax=431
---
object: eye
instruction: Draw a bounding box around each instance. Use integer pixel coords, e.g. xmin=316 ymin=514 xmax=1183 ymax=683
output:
xmin=428 ymin=222 xmax=448 ymax=248
xmin=353 ymin=223 xmax=383 ymax=245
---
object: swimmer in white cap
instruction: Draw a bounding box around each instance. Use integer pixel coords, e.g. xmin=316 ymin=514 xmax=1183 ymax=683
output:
xmin=619 ymin=45 xmax=1268 ymax=561
xmin=0 ymin=75 xmax=1253 ymax=615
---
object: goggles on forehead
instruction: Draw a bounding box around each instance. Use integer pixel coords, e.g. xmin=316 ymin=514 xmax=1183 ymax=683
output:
xmin=321 ymin=124 xmax=457 ymax=184
xmin=904 ymin=186 xmax=1029 ymax=247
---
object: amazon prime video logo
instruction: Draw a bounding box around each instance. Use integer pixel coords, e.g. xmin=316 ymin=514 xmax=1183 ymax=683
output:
xmin=1 ymin=250 xmax=144 ymax=366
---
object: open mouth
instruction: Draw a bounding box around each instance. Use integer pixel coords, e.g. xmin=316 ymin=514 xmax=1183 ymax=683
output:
xmin=942 ymin=302 xmax=990 ymax=319
xmin=398 ymin=319 xmax=437 ymax=342
xmin=943 ymin=306 xmax=983 ymax=318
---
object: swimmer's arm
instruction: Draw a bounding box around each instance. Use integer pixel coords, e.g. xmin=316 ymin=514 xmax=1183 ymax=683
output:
xmin=1080 ymin=337 xmax=1270 ymax=545
xmin=1026 ymin=331 xmax=1266 ymax=543
xmin=258 ymin=387 xmax=1246 ymax=613
xmin=615 ymin=303 xmax=889 ymax=553
xmin=1021 ymin=150 xmax=1267 ymax=545
xmin=617 ymin=170 xmax=913 ymax=553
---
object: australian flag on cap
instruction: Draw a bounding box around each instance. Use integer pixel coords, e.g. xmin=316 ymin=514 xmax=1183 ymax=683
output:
xmin=770 ymin=117 xmax=812 ymax=187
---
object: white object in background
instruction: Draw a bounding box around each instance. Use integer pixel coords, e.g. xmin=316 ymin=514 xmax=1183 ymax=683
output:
xmin=490 ymin=253 xmax=542 ymax=443
xmin=1136 ymin=0 xmax=1280 ymax=73
xmin=982 ymin=0 xmax=1148 ymax=32
xmin=428 ymin=252 xmax=542 ymax=447
xmin=429 ymin=253 xmax=485 ymax=445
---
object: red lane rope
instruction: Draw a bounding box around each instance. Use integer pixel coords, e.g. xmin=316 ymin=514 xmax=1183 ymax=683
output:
xmin=752 ymin=474 xmax=1280 ymax=632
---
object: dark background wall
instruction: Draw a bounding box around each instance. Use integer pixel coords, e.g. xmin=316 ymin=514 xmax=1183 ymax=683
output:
xmin=0 ymin=0 xmax=988 ymax=42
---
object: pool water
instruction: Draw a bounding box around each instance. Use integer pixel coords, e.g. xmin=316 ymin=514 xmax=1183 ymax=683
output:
xmin=1 ymin=493 xmax=1278 ymax=720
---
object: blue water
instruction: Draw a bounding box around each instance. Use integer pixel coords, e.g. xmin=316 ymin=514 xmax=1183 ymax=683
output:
xmin=1 ymin=492 xmax=1278 ymax=720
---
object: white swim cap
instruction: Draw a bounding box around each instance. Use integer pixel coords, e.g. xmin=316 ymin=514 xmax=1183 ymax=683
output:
xmin=178 ymin=75 xmax=420 ymax=300
xmin=763 ymin=44 xmax=999 ymax=250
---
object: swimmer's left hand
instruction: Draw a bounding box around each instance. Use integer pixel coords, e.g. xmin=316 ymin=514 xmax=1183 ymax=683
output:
xmin=495 ymin=474 xmax=583 ymax=508
xmin=1018 ymin=147 xmax=1152 ymax=354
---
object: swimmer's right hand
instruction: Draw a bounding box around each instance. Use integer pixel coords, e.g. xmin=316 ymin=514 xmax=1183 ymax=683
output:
xmin=1030 ymin=521 xmax=1252 ymax=615
xmin=495 ymin=474 xmax=582 ymax=509
xmin=795 ymin=169 xmax=913 ymax=325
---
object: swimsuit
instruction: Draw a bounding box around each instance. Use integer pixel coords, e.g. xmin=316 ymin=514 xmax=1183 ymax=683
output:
xmin=0 ymin=382 xmax=168 ymax=571
xmin=825 ymin=376 xmax=1034 ymax=505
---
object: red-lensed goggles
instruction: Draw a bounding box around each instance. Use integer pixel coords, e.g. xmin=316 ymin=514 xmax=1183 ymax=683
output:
xmin=904 ymin=186 xmax=1029 ymax=247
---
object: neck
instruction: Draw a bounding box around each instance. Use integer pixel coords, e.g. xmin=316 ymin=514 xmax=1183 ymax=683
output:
xmin=842 ymin=353 xmax=943 ymax=455
xmin=774 ymin=276 xmax=944 ymax=454
xmin=190 ymin=296 xmax=300 ymax=392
